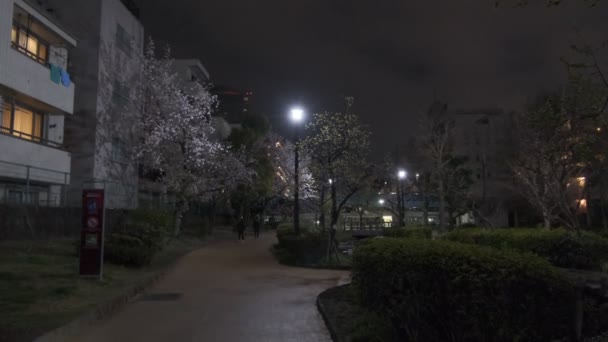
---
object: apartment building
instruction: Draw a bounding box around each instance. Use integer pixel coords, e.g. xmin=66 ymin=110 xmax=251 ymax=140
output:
xmin=0 ymin=0 xmax=76 ymax=206
xmin=49 ymin=0 xmax=144 ymax=209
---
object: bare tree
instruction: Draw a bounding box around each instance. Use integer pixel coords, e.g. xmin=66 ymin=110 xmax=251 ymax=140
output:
xmin=418 ymin=101 xmax=453 ymax=231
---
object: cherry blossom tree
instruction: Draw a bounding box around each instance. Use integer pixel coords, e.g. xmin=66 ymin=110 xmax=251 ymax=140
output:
xmin=85 ymin=37 xmax=250 ymax=235
xmin=132 ymin=40 xmax=251 ymax=235
xmin=302 ymin=98 xmax=372 ymax=230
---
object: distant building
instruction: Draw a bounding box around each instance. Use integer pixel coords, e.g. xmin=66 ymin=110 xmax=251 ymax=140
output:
xmin=53 ymin=0 xmax=144 ymax=208
xmin=0 ymin=0 xmax=77 ymax=206
xmin=212 ymin=86 xmax=252 ymax=129
xmin=450 ymin=108 xmax=517 ymax=227
xmin=172 ymin=59 xmax=231 ymax=140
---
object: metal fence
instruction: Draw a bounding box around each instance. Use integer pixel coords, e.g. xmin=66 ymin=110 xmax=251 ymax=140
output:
xmin=0 ymin=159 xmax=69 ymax=206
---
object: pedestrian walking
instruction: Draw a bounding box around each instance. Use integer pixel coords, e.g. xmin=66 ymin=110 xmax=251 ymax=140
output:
xmin=253 ymin=215 xmax=261 ymax=239
xmin=236 ymin=217 xmax=246 ymax=242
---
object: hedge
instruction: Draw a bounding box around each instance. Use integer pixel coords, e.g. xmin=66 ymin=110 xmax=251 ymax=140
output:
xmin=104 ymin=209 xmax=171 ymax=267
xmin=443 ymin=228 xmax=608 ymax=270
xmin=352 ymin=238 xmax=576 ymax=342
xmin=274 ymin=226 xmax=327 ymax=266
xmin=383 ymin=226 xmax=432 ymax=239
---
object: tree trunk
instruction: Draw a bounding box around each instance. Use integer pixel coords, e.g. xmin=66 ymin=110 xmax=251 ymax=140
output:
xmin=600 ymin=176 xmax=608 ymax=230
xmin=423 ymin=191 xmax=429 ymax=226
xmin=543 ymin=210 xmax=551 ymax=229
xmin=331 ymin=183 xmax=338 ymax=226
xmin=448 ymin=207 xmax=454 ymax=230
xmin=319 ymin=186 xmax=326 ymax=231
xmin=173 ymin=198 xmax=189 ymax=237
xmin=438 ymin=176 xmax=446 ymax=231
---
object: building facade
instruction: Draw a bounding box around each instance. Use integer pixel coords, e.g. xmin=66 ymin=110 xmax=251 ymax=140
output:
xmin=50 ymin=0 xmax=144 ymax=209
xmin=0 ymin=0 xmax=76 ymax=206
xmin=450 ymin=108 xmax=516 ymax=227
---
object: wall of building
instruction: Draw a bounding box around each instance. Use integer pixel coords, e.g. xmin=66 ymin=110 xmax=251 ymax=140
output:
xmin=54 ymin=0 xmax=143 ymax=209
xmin=94 ymin=0 xmax=143 ymax=209
xmin=0 ymin=134 xmax=70 ymax=183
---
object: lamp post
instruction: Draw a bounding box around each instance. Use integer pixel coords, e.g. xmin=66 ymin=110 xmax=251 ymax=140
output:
xmin=290 ymin=108 xmax=304 ymax=235
xmin=398 ymin=169 xmax=407 ymax=227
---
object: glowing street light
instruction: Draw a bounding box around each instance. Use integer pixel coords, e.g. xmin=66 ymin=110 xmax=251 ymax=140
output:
xmin=290 ymin=108 xmax=304 ymax=123
xmin=397 ymin=169 xmax=407 ymax=227
xmin=378 ymin=199 xmax=385 ymax=205
xmin=290 ymin=107 xmax=305 ymax=235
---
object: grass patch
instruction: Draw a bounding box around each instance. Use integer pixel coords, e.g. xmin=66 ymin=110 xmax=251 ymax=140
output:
xmin=0 ymin=236 xmax=205 ymax=342
xmin=318 ymin=284 xmax=397 ymax=342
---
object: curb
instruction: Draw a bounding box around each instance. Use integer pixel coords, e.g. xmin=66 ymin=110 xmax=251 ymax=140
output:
xmin=33 ymin=251 xmax=191 ymax=342
xmin=317 ymin=293 xmax=340 ymax=342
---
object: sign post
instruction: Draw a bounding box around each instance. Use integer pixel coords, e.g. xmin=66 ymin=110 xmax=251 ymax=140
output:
xmin=79 ymin=189 xmax=106 ymax=279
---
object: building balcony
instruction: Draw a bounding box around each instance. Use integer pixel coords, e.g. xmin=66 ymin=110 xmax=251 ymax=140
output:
xmin=0 ymin=132 xmax=70 ymax=184
xmin=0 ymin=0 xmax=77 ymax=114
xmin=0 ymin=48 xmax=75 ymax=114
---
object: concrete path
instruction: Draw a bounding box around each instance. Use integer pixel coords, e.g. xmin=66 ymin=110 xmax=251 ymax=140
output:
xmin=69 ymin=233 xmax=347 ymax=342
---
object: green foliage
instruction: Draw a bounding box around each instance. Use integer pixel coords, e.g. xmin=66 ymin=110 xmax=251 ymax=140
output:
xmin=127 ymin=208 xmax=172 ymax=233
xmin=274 ymin=226 xmax=326 ymax=266
xmin=105 ymin=209 xmax=171 ymax=267
xmin=351 ymin=312 xmax=396 ymax=342
xmin=383 ymin=226 xmax=432 ymax=239
xmin=352 ymin=238 xmax=576 ymax=342
xmin=182 ymin=214 xmax=211 ymax=237
xmin=227 ymin=113 xmax=270 ymax=149
xmin=443 ymin=228 xmax=608 ymax=270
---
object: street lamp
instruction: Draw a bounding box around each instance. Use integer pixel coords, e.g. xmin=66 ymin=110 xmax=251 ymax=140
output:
xmin=378 ymin=199 xmax=385 ymax=205
xmin=397 ymin=169 xmax=407 ymax=227
xmin=290 ymin=107 xmax=304 ymax=235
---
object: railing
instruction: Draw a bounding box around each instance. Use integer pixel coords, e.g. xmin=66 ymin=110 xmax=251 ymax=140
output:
xmin=0 ymin=126 xmax=64 ymax=149
xmin=342 ymin=217 xmax=393 ymax=231
xmin=0 ymin=159 xmax=69 ymax=206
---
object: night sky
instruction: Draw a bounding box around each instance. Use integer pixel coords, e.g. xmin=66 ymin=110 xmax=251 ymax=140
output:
xmin=140 ymin=1 xmax=608 ymax=153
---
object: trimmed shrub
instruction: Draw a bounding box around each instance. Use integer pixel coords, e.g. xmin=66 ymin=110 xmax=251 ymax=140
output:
xmin=352 ymin=238 xmax=576 ymax=342
xmin=443 ymin=228 xmax=608 ymax=270
xmin=383 ymin=226 xmax=432 ymax=239
xmin=104 ymin=209 xmax=170 ymax=267
xmin=275 ymin=226 xmax=327 ymax=265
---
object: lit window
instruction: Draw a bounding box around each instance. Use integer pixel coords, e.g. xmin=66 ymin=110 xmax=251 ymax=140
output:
xmin=11 ymin=26 xmax=16 ymax=44
xmin=1 ymin=102 xmax=43 ymax=141
xmin=11 ymin=25 xmax=50 ymax=65
xmin=1 ymin=105 xmax=11 ymax=133
xmin=27 ymin=35 xmax=38 ymax=55
xmin=39 ymin=44 xmax=47 ymax=61
xmin=18 ymin=28 xmax=27 ymax=49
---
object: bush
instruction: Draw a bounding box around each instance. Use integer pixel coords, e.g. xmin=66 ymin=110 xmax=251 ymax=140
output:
xmin=352 ymin=238 xmax=576 ymax=342
xmin=274 ymin=226 xmax=327 ymax=266
xmin=104 ymin=209 xmax=170 ymax=267
xmin=383 ymin=226 xmax=432 ymax=239
xmin=443 ymin=228 xmax=608 ymax=270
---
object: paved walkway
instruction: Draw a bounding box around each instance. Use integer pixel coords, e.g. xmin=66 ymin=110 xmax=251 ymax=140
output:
xmin=70 ymin=232 xmax=347 ymax=342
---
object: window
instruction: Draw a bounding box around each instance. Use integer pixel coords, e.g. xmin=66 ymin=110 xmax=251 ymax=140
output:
xmin=112 ymin=81 xmax=130 ymax=107
xmin=11 ymin=24 xmax=50 ymax=65
xmin=1 ymin=101 xmax=43 ymax=142
xmin=116 ymin=24 xmax=131 ymax=56
xmin=112 ymin=137 xmax=128 ymax=162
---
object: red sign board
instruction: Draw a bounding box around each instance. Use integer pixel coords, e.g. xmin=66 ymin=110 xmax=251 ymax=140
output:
xmin=79 ymin=189 xmax=105 ymax=277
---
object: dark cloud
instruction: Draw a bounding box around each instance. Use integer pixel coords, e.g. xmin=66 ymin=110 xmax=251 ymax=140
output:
xmin=140 ymin=0 xmax=608 ymax=154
